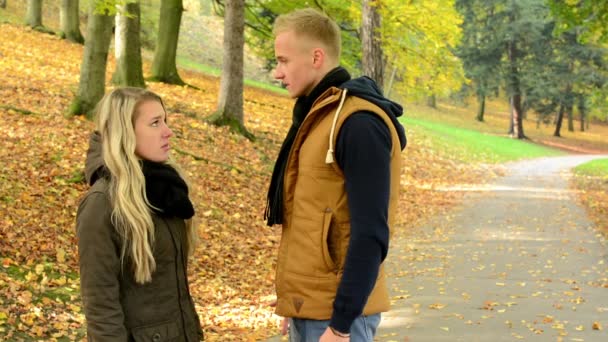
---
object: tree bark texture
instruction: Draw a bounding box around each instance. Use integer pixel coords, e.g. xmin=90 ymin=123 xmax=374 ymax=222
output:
xmin=112 ymin=2 xmax=145 ymax=88
xmin=362 ymin=0 xmax=384 ymax=90
xmin=60 ymin=0 xmax=84 ymax=43
xmin=25 ymin=0 xmax=43 ymax=28
xmin=214 ymin=0 xmax=245 ymax=126
xmin=151 ymin=0 xmax=185 ymax=85
xmin=69 ymin=3 xmax=114 ymax=118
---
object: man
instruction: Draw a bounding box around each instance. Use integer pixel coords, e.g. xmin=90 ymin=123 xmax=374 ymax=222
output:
xmin=264 ymin=8 xmax=407 ymax=342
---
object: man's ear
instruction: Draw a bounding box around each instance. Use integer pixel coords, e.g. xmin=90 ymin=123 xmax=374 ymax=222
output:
xmin=312 ymin=48 xmax=325 ymax=69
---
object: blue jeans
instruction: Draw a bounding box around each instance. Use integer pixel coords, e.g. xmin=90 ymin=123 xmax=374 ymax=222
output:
xmin=289 ymin=314 xmax=381 ymax=342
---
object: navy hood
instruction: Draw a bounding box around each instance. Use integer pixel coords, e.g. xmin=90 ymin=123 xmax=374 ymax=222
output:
xmin=340 ymin=76 xmax=407 ymax=150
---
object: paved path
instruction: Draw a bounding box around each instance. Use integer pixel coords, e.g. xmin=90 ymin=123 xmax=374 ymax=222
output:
xmin=379 ymin=155 xmax=608 ymax=341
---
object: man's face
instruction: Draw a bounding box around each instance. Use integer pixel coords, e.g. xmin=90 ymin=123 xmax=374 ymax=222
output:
xmin=273 ymin=30 xmax=318 ymax=99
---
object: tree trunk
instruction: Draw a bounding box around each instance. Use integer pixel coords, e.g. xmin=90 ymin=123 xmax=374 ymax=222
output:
xmin=150 ymin=0 xmax=184 ymax=85
xmin=0 ymin=0 xmax=7 ymax=9
xmin=554 ymin=103 xmax=565 ymax=137
xmin=567 ymin=103 xmax=574 ymax=132
xmin=507 ymin=40 xmax=525 ymax=139
xmin=362 ymin=0 xmax=384 ymax=90
xmin=385 ymin=63 xmax=398 ymax=98
xmin=508 ymin=98 xmax=514 ymax=135
xmin=25 ymin=0 xmax=43 ymax=28
xmin=60 ymin=0 xmax=84 ymax=44
xmin=578 ymin=95 xmax=586 ymax=132
xmin=427 ymin=94 xmax=436 ymax=108
xmin=67 ymin=3 xmax=114 ymax=118
xmin=476 ymin=93 xmax=485 ymax=122
xmin=208 ymin=0 xmax=251 ymax=139
xmin=510 ymin=94 xmax=525 ymax=138
xmin=112 ymin=1 xmax=145 ymax=88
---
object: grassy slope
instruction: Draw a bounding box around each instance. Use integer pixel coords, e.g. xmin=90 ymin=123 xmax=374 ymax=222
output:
xmin=574 ymin=158 xmax=608 ymax=177
xmin=401 ymin=116 xmax=564 ymax=163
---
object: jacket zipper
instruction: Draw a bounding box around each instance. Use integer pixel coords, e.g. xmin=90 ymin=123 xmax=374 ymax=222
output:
xmin=162 ymin=217 xmax=190 ymax=341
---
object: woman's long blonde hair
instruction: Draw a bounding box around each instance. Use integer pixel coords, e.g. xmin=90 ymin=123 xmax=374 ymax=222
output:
xmin=94 ymin=87 xmax=197 ymax=284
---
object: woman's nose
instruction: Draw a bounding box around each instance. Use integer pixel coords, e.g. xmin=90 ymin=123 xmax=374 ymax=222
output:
xmin=164 ymin=124 xmax=173 ymax=138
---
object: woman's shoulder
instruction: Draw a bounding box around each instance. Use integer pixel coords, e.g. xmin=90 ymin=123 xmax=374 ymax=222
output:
xmin=77 ymin=178 xmax=112 ymax=221
xmin=75 ymin=178 xmax=120 ymax=243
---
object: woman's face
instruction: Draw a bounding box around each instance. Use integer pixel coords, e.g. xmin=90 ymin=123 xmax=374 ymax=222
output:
xmin=133 ymin=100 xmax=173 ymax=162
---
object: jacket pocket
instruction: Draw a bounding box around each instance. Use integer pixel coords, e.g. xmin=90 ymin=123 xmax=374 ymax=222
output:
xmin=131 ymin=320 xmax=180 ymax=342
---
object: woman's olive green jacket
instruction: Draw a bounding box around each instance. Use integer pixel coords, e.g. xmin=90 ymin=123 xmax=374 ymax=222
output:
xmin=76 ymin=133 xmax=203 ymax=341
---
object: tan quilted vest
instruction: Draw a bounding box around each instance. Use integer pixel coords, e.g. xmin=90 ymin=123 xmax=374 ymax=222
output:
xmin=274 ymin=87 xmax=402 ymax=319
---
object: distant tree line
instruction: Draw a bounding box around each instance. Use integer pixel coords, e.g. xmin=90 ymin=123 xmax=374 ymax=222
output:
xmin=12 ymin=0 xmax=608 ymax=140
xmin=455 ymin=0 xmax=608 ymax=138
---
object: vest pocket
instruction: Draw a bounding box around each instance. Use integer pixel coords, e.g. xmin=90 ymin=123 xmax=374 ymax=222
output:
xmin=321 ymin=209 xmax=336 ymax=271
xmin=286 ymin=210 xmax=336 ymax=276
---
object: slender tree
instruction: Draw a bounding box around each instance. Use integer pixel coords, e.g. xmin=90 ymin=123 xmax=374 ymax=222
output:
xmin=362 ymin=0 xmax=384 ymax=89
xmin=208 ymin=0 xmax=252 ymax=139
xmin=456 ymin=0 xmax=550 ymax=138
xmin=577 ymin=94 xmax=587 ymax=132
xmin=150 ymin=0 xmax=185 ymax=85
xmin=506 ymin=37 xmax=525 ymax=139
xmin=554 ymin=103 xmax=565 ymax=137
xmin=68 ymin=3 xmax=114 ymax=118
xmin=25 ymin=0 xmax=43 ymax=28
xmin=60 ymin=0 xmax=84 ymax=44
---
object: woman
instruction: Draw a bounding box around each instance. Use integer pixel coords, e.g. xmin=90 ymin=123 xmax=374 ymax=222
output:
xmin=76 ymin=87 xmax=203 ymax=341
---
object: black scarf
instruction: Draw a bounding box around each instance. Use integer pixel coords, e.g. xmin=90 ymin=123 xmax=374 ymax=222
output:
xmin=141 ymin=161 xmax=195 ymax=219
xmin=264 ymin=67 xmax=351 ymax=226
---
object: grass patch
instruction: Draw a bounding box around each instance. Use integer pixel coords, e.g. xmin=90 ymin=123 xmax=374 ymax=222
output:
xmin=177 ymin=55 xmax=221 ymax=76
xmin=176 ymin=56 xmax=287 ymax=95
xmin=573 ymin=158 xmax=608 ymax=178
xmin=401 ymin=116 xmax=564 ymax=163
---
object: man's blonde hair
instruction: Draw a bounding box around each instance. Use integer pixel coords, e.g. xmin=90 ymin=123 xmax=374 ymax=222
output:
xmin=273 ymin=8 xmax=341 ymax=62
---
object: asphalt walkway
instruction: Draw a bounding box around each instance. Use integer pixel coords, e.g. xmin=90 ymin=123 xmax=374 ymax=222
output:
xmin=378 ymin=155 xmax=608 ymax=341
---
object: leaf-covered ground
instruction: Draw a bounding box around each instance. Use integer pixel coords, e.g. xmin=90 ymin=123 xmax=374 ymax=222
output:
xmin=573 ymin=164 xmax=608 ymax=238
xmin=0 ymin=24 xmax=497 ymax=341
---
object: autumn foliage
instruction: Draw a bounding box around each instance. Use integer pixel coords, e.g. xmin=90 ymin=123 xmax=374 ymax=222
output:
xmin=0 ymin=24 xmax=493 ymax=340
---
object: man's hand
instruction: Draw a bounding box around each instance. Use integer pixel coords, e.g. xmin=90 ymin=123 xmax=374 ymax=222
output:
xmin=280 ymin=317 xmax=289 ymax=335
xmin=319 ymin=327 xmax=350 ymax=342
xmin=269 ymin=298 xmax=289 ymax=336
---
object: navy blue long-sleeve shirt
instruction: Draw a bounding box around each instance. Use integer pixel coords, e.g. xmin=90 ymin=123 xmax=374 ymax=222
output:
xmin=329 ymin=111 xmax=392 ymax=333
